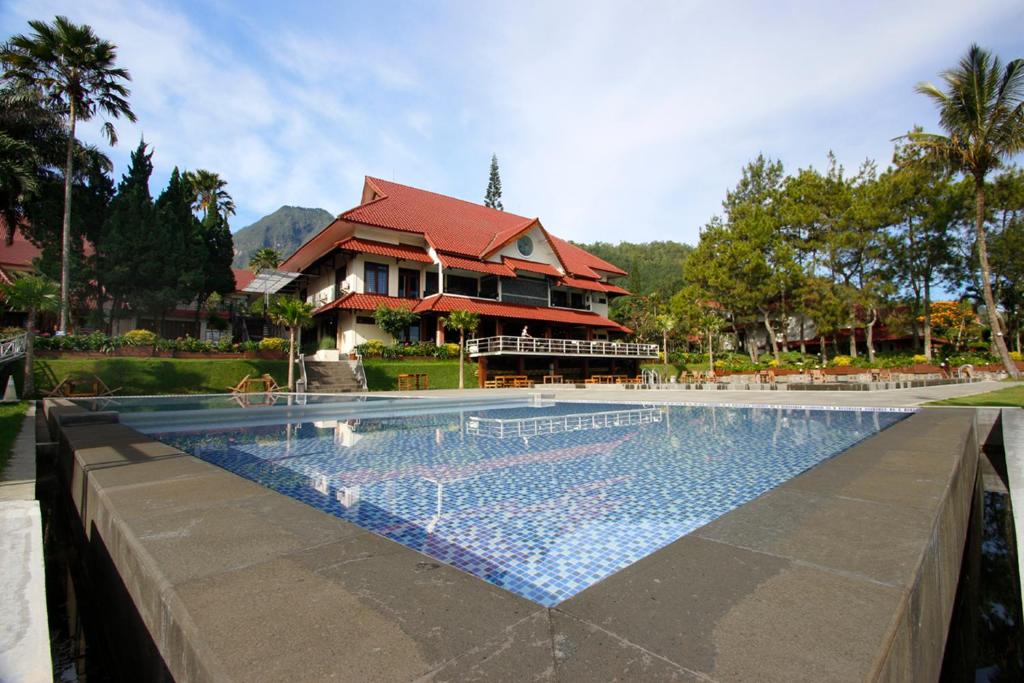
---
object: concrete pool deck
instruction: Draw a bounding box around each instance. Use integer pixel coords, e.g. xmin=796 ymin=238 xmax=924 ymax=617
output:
xmin=43 ymin=393 xmax=998 ymax=681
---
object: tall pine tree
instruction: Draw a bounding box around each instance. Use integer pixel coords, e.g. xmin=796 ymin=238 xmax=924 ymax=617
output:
xmin=98 ymin=139 xmax=154 ymax=329
xmin=484 ymin=154 xmax=503 ymax=210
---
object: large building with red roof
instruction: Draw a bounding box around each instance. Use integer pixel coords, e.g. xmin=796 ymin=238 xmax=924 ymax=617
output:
xmin=281 ymin=177 xmax=658 ymax=382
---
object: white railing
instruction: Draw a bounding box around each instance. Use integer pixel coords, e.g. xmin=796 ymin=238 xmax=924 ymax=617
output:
xmin=467 ymin=335 xmax=660 ymax=358
xmin=0 ymin=333 xmax=27 ymax=364
xmin=466 ymin=406 xmax=663 ymax=438
xmin=351 ymin=353 xmax=368 ymax=390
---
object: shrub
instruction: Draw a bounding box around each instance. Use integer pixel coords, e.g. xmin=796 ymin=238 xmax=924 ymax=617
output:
xmin=831 ymin=355 xmax=853 ymax=367
xmin=216 ymin=337 xmax=235 ymax=353
xmin=1010 ymin=351 xmax=1022 ymax=362
xmin=318 ymin=336 xmax=336 ymax=350
xmin=0 ymin=326 xmax=24 ymax=338
xmin=241 ymin=340 xmax=259 ymax=353
xmin=124 ymin=329 xmax=157 ymax=346
xmin=445 ymin=342 xmax=459 ymax=356
xmin=382 ymin=344 xmax=403 ymax=360
xmin=356 ymin=340 xmax=385 ymax=358
xmin=912 ymin=354 xmax=928 ymax=364
xmin=258 ymin=337 xmax=287 ymax=352
xmin=431 ymin=344 xmax=451 ymax=359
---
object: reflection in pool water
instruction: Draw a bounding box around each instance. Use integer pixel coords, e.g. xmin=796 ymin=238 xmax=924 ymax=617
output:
xmin=153 ymin=401 xmax=909 ymax=606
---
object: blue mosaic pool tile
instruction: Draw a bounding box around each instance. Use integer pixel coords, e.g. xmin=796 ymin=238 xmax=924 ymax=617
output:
xmin=152 ymin=402 xmax=907 ymax=606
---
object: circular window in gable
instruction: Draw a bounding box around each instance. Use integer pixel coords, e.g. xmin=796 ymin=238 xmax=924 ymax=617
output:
xmin=516 ymin=235 xmax=534 ymax=256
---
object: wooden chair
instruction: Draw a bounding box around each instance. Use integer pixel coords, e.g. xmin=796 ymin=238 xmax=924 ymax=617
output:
xmin=227 ymin=374 xmax=252 ymax=394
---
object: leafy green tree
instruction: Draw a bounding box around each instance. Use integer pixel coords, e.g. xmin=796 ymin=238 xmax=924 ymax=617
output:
xmin=907 ymin=44 xmax=1024 ymax=377
xmin=882 ymin=138 xmax=966 ymax=359
xmin=268 ymin=296 xmax=314 ymax=390
xmin=373 ymin=305 xmax=419 ymax=343
xmin=654 ymin=313 xmax=677 ymax=363
xmin=1 ymin=16 xmax=136 ymax=333
xmin=97 ymin=139 xmax=153 ymax=328
xmin=988 ymin=168 xmax=1024 ymax=352
xmin=444 ymin=310 xmax=480 ymax=389
xmin=484 ymin=154 xmax=503 ymax=210
xmin=0 ymin=273 xmax=58 ymax=396
xmin=128 ymin=168 xmax=201 ymax=334
xmin=194 ymin=208 xmax=236 ymax=326
xmin=671 ymin=289 xmax=726 ymax=370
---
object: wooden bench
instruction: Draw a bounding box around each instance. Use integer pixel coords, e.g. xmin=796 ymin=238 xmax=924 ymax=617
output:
xmin=228 ymin=373 xmax=279 ymax=394
xmin=397 ymin=373 xmax=429 ymax=390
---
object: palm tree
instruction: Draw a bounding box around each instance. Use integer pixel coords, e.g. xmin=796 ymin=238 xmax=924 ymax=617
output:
xmin=185 ymin=169 xmax=235 ymax=219
xmin=444 ymin=310 xmax=480 ymax=389
xmin=249 ymin=247 xmax=282 ymax=275
xmin=1 ymin=273 xmax=59 ymax=397
xmin=268 ymin=296 xmax=314 ymax=390
xmin=1 ymin=16 xmax=135 ymax=335
xmin=908 ymin=44 xmax=1024 ymax=378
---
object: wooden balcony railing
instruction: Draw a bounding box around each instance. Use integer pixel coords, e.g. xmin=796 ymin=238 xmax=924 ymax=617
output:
xmin=467 ymin=335 xmax=659 ymax=358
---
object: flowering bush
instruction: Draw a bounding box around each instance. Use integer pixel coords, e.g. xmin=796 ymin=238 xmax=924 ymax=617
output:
xmin=123 ymin=329 xmax=157 ymax=346
xmin=356 ymin=340 xmax=386 ymax=358
xmin=1011 ymin=351 xmax=1022 ymax=362
xmin=258 ymin=337 xmax=287 ymax=351
xmin=831 ymin=355 xmax=853 ymax=367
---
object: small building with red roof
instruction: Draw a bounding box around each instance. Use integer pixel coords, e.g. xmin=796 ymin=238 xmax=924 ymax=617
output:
xmin=280 ymin=177 xmax=657 ymax=383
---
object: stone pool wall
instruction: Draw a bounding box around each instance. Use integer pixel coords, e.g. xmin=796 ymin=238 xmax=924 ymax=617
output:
xmin=42 ymin=398 xmax=990 ymax=681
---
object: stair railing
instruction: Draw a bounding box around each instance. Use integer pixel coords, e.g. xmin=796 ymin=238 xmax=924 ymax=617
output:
xmin=296 ymin=352 xmax=308 ymax=393
xmin=353 ymin=353 xmax=368 ymax=390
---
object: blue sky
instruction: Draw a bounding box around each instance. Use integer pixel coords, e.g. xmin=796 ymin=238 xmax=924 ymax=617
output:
xmin=3 ymin=0 xmax=1023 ymax=244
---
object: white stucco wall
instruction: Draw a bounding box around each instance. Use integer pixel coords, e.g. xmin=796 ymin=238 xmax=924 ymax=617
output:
xmin=492 ymin=225 xmax=563 ymax=272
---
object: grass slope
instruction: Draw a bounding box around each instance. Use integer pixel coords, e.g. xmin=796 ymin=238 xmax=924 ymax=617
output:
xmin=35 ymin=358 xmax=289 ymax=396
xmin=363 ymin=359 xmax=461 ymax=391
xmin=0 ymin=402 xmax=29 ymax=474
xmin=927 ymin=382 xmax=1024 ymax=408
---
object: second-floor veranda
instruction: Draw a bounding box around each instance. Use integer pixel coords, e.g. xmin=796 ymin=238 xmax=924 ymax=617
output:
xmin=468 ymin=335 xmax=659 ymax=359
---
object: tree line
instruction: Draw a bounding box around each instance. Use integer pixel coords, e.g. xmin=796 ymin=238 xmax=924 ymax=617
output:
xmin=616 ymin=45 xmax=1023 ymax=379
xmin=1 ymin=15 xmax=237 ymax=336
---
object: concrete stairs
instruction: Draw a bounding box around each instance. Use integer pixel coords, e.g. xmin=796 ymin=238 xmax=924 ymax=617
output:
xmin=304 ymin=360 xmax=363 ymax=393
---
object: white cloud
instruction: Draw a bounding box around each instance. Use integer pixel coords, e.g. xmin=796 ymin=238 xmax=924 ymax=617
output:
xmin=3 ymin=0 xmax=1021 ymax=245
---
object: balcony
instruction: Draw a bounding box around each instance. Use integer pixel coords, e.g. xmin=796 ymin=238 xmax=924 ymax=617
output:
xmin=467 ymin=335 xmax=660 ymax=359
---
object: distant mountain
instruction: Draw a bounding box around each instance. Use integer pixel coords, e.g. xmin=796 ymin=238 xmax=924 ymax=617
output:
xmin=231 ymin=206 xmax=334 ymax=267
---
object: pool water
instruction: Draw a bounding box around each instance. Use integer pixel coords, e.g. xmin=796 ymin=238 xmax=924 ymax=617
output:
xmin=151 ymin=401 xmax=909 ymax=606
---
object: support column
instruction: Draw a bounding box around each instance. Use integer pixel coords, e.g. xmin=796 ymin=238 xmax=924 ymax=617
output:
xmin=585 ymin=327 xmax=593 ymax=341
xmin=517 ymin=356 xmax=525 ymax=374
xmin=544 ymin=326 xmax=552 ymax=338
xmin=435 ymin=317 xmax=444 ymax=346
xmin=495 ymin=318 xmax=503 ymax=336
xmin=583 ymin=358 xmax=589 ymax=380
xmin=478 ymin=356 xmax=488 ymax=388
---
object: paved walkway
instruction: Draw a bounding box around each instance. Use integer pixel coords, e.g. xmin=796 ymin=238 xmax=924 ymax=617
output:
xmin=0 ymin=403 xmax=51 ymax=683
xmin=381 ymin=379 xmax=1009 ymax=408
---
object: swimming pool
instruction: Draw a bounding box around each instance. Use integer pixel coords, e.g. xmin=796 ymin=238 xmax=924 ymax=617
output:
xmin=149 ymin=400 xmax=910 ymax=606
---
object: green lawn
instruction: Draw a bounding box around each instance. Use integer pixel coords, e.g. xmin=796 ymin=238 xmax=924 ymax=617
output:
xmin=34 ymin=358 xmax=289 ymax=396
xmin=363 ymin=359 xmax=461 ymax=391
xmin=0 ymin=401 xmax=29 ymax=475
xmin=927 ymin=382 xmax=1024 ymax=408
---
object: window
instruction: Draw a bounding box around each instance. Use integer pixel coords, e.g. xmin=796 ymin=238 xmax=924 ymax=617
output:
xmin=356 ymin=315 xmax=374 ymax=325
xmin=550 ymin=289 xmax=568 ymax=307
xmin=424 ymin=271 xmax=439 ymax=296
xmin=516 ymin=235 xmax=534 ymax=256
xmin=479 ymin=275 xmax=499 ymax=299
xmin=400 ymin=324 xmax=421 ymax=343
xmin=364 ymin=262 xmax=389 ymax=294
xmin=398 ymin=269 xmax=420 ymax=298
xmin=445 ymin=274 xmax=478 ymax=297
xmin=502 ymin=276 xmax=548 ymax=306
xmin=570 ymin=292 xmax=586 ymax=309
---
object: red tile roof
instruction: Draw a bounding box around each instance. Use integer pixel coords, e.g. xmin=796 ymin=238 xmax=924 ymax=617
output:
xmin=557 ymin=276 xmax=608 ymax=293
xmin=413 ymin=294 xmax=630 ymax=332
xmin=336 ymin=236 xmax=433 ymax=263
xmin=600 ymin=282 xmax=631 ymax=296
xmin=313 ymin=292 xmax=414 ymax=316
xmin=503 ymin=257 xmax=562 ymax=277
xmin=0 ymin=223 xmax=41 ymax=270
xmin=436 ymin=252 xmax=515 ymax=277
xmin=335 ymin=177 xmax=628 ymax=280
xmin=232 ymin=268 xmax=256 ymax=292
